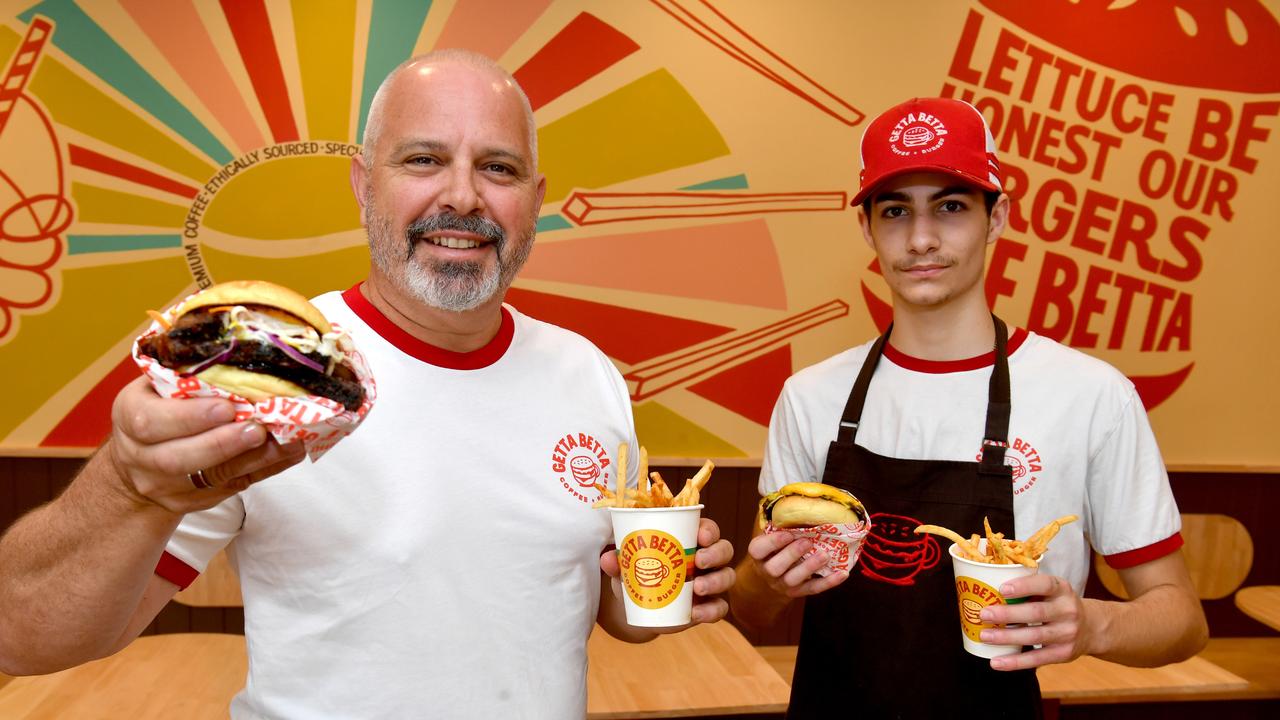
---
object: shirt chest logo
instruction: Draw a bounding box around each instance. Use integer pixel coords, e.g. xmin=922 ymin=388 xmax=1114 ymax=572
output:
xmin=550 ymin=431 xmax=612 ymax=505
xmin=975 ymin=436 xmax=1044 ymax=495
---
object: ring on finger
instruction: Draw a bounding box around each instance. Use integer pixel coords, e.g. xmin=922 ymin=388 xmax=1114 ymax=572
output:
xmin=187 ymin=469 xmax=213 ymax=490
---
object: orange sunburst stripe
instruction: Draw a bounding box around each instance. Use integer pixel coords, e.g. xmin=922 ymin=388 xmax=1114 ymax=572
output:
xmin=120 ymin=0 xmax=266 ymax=153
xmin=68 ymin=145 xmax=198 ymax=199
xmin=220 ymin=0 xmax=298 ymax=143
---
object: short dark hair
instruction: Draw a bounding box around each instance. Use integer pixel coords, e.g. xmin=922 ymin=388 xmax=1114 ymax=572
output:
xmin=861 ymin=189 xmax=1001 ymax=216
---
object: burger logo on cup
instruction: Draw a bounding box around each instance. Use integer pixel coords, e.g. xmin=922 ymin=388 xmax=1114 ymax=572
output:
xmin=617 ymin=528 xmax=689 ymax=609
xmin=633 ymin=557 xmax=670 ymax=587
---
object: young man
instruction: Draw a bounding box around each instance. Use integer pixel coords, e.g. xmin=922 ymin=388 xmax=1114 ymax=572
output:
xmin=0 ymin=50 xmax=736 ymax=718
xmin=729 ymin=97 xmax=1206 ymax=718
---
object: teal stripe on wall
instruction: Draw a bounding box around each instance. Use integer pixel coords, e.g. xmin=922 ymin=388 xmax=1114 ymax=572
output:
xmin=357 ymin=0 xmax=434 ymax=142
xmin=67 ymin=234 xmax=183 ymax=255
xmin=19 ymin=0 xmax=233 ymax=164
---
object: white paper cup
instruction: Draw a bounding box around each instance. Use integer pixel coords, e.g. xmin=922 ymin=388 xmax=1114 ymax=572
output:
xmin=608 ymin=505 xmax=702 ymax=627
xmin=948 ymin=541 xmax=1039 ymax=658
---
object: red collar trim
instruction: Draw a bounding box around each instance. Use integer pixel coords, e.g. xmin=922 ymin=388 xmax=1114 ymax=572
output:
xmin=883 ymin=327 xmax=1028 ymax=373
xmin=341 ymin=283 xmax=514 ymax=370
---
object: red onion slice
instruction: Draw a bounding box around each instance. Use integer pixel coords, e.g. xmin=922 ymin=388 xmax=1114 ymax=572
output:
xmin=182 ymin=339 xmax=239 ymax=376
xmin=267 ymin=333 xmax=325 ymax=373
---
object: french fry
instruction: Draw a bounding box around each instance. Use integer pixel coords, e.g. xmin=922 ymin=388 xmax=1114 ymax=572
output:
xmin=689 ymin=460 xmax=715 ymax=492
xmin=1025 ymin=514 xmax=1078 ymax=558
xmin=984 ymin=517 xmax=1008 ymax=564
xmin=639 ymin=446 xmax=650 ymax=496
xmin=595 ymin=455 xmax=716 ymax=509
xmin=915 ymin=524 xmax=982 ymax=560
xmin=651 ymin=473 xmax=674 ymax=504
xmin=915 ymin=515 xmax=1075 ymax=566
xmin=616 ymin=443 xmax=629 ymax=509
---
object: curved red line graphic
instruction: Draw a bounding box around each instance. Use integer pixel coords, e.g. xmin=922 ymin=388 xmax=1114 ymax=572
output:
xmin=1128 ymin=363 xmax=1194 ymax=411
xmin=859 ymin=281 xmax=893 ymax=333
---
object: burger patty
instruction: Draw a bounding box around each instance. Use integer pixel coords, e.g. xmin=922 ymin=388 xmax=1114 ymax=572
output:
xmin=139 ymin=308 xmax=365 ymax=411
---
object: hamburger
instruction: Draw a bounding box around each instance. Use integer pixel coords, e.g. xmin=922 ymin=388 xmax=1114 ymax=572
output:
xmin=138 ymin=280 xmax=365 ymax=411
xmin=760 ymin=482 xmax=867 ymax=529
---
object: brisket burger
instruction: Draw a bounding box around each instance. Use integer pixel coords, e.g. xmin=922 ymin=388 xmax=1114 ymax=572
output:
xmin=138 ymin=280 xmax=365 ymax=411
xmin=760 ymin=482 xmax=867 ymax=528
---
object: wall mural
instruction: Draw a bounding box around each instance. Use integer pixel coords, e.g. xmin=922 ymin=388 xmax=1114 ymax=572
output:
xmin=1 ymin=0 xmax=1278 ymax=467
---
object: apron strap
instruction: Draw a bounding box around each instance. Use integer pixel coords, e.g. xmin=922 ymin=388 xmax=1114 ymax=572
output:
xmin=980 ymin=315 xmax=1012 ymax=473
xmin=836 ymin=326 xmax=892 ymax=443
xmin=839 ymin=317 xmax=1013 ymax=468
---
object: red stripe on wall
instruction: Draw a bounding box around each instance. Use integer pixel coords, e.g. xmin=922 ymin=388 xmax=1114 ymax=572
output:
xmin=514 ymin=13 xmax=640 ymax=111
xmin=40 ymin=355 xmax=140 ymax=448
xmin=68 ymin=145 xmax=199 ymax=199
xmin=220 ymin=0 xmax=298 ymax=143
xmin=505 ymin=287 xmax=731 ymax=365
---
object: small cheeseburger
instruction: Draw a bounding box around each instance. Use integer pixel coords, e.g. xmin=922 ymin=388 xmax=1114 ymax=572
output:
xmin=760 ymin=482 xmax=867 ymax=529
xmin=138 ymin=280 xmax=365 ymax=411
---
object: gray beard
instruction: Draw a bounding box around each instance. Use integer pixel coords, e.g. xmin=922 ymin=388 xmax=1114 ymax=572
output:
xmin=368 ymin=212 xmax=533 ymax=312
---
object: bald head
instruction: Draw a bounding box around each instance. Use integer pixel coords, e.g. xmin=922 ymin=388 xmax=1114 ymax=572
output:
xmin=361 ymin=49 xmax=537 ymax=169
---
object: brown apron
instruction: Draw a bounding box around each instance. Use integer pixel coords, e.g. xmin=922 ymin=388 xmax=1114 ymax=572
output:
xmin=786 ymin=317 xmax=1042 ymax=719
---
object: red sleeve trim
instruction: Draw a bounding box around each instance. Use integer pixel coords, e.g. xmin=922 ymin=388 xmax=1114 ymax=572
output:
xmin=1103 ymin=532 xmax=1183 ymax=569
xmin=155 ymin=551 xmax=200 ymax=590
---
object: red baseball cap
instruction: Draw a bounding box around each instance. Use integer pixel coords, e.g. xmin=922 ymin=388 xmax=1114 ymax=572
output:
xmin=851 ymin=97 xmax=1002 ymax=207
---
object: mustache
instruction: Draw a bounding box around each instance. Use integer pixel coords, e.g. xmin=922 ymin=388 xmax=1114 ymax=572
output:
xmin=894 ymin=256 xmax=956 ymax=272
xmin=405 ymin=213 xmax=506 ymax=249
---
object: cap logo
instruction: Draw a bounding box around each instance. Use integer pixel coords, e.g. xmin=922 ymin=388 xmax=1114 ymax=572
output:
xmin=887 ymin=111 xmax=948 ymax=156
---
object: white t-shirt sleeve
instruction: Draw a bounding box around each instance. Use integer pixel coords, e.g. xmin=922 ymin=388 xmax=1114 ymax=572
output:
xmin=163 ymin=493 xmax=247 ymax=574
xmin=1084 ymin=383 xmax=1181 ymax=559
xmin=760 ymin=381 xmax=821 ymax=496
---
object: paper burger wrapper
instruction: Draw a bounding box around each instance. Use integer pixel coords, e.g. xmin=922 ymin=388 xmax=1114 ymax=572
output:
xmin=131 ymin=299 xmax=377 ymax=462
xmin=763 ymin=518 xmax=871 ymax=577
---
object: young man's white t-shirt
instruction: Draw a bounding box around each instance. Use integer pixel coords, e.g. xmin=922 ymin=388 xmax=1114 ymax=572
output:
xmin=761 ymin=328 xmax=1183 ymax=593
xmin=157 ymin=286 xmax=638 ymax=719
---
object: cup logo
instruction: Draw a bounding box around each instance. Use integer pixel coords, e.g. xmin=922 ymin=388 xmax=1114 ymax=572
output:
xmin=955 ymin=575 xmax=1006 ymax=642
xmin=617 ymin=528 xmax=690 ymax=609
xmin=569 ymin=455 xmax=601 ymax=486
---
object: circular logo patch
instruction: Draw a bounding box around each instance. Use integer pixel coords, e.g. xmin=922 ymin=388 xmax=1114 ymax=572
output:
xmin=617 ymin=528 xmax=690 ymax=610
xmin=887 ymin=111 xmax=948 ymax=156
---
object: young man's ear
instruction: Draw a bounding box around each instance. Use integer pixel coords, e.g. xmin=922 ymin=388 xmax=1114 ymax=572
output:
xmin=986 ymin=193 xmax=1010 ymax=246
xmin=857 ymin=204 xmax=876 ymax=251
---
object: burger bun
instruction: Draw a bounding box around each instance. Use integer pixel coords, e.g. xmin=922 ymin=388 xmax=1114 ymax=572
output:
xmin=771 ymin=495 xmax=863 ymax=528
xmin=176 ymin=279 xmax=332 ymax=333
xmin=196 ymin=365 xmax=310 ymax=403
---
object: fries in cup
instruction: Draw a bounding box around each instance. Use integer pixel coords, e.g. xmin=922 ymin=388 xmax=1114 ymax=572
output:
xmin=913 ymin=515 xmax=1078 ymax=568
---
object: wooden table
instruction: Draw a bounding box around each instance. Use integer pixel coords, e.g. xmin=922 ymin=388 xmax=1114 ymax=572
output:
xmin=0 ymin=634 xmax=247 ymax=719
xmin=759 ymin=644 xmax=1251 ymax=706
xmin=1235 ymin=585 xmax=1280 ymax=631
xmin=1 ymin=624 xmax=788 ymax=719
xmin=588 ymin=622 xmax=791 ymax=718
xmin=1037 ymin=653 xmax=1249 ymax=704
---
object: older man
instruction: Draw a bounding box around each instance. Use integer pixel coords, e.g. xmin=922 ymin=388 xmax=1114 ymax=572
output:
xmin=0 ymin=50 xmax=735 ymax=718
